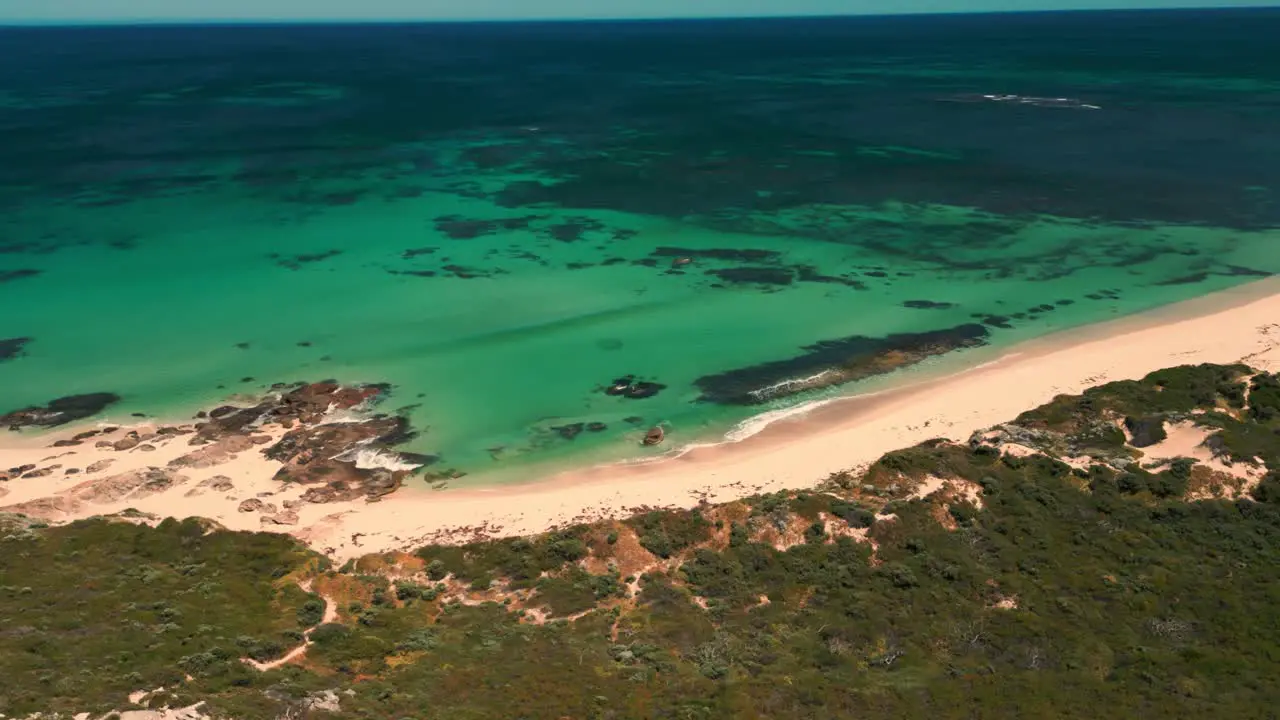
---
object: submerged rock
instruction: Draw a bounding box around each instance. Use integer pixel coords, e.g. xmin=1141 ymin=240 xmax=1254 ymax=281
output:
xmin=651 ymin=247 xmax=782 ymax=263
xmin=0 ymin=269 xmax=41 ymax=284
xmin=605 ymin=376 xmax=636 ymax=396
xmin=603 ymin=376 xmax=667 ymax=400
xmin=553 ymin=423 xmax=585 ymax=440
xmin=903 ymin=300 xmax=956 ymax=310
xmin=705 ymin=267 xmax=794 ymax=286
xmin=0 ymin=337 xmax=31 ymax=362
xmin=1 ymin=393 xmax=122 ymax=430
xmin=695 ymin=324 xmax=990 ymax=405
xmin=625 ymin=382 xmax=666 ymax=399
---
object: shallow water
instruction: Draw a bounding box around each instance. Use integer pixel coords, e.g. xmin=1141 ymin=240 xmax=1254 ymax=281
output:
xmin=2 ymin=10 xmax=1279 ymax=482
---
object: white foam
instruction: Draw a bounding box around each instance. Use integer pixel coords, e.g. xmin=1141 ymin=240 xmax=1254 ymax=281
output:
xmin=724 ymin=396 xmax=839 ymax=443
xmin=315 ymin=406 xmax=371 ymax=426
xmin=345 ymin=446 xmax=423 ymax=473
xmin=748 ymin=369 xmax=837 ymax=402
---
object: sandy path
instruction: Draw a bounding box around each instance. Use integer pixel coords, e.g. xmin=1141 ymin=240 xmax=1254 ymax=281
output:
xmin=242 ymin=584 xmax=336 ymax=672
xmin=4 ymin=278 xmax=1280 ymax=559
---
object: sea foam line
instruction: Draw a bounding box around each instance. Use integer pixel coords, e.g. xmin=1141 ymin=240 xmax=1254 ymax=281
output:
xmin=747 ymin=369 xmax=837 ymax=402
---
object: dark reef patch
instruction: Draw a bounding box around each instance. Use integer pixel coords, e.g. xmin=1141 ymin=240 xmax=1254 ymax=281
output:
xmin=460 ymin=143 xmax=532 ymax=169
xmin=434 ymin=214 xmax=543 ymax=240
xmin=903 ymin=300 xmax=956 ymax=310
xmin=1224 ymin=265 xmax=1272 ymax=277
xmin=2 ymin=393 xmax=122 ymax=429
xmin=795 ymin=265 xmax=867 ymax=289
xmin=389 ymin=270 xmax=439 ymax=278
xmin=1 ymin=337 xmax=31 ymax=361
xmin=319 ymin=191 xmax=362 ymax=206
xmin=489 ymin=120 xmax=1278 ymax=232
xmin=552 ymin=423 xmax=585 ymax=440
xmin=402 ymin=246 xmax=437 ymax=259
xmin=1085 ymin=288 xmax=1123 ymax=300
xmin=0 ymin=269 xmax=42 ymax=284
xmin=541 ymin=217 xmax=607 ymax=243
xmin=706 ymin=267 xmax=794 ymax=286
xmin=441 ymin=264 xmax=507 ymax=280
xmin=507 ymin=249 xmax=547 ymax=265
xmin=650 ymin=247 xmax=783 ymax=263
xmin=1155 ymin=272 xmax=1210 ymax=286
xmin=388 ymin=186 xmax=426 ymax=199
xmin=270 ymin=250 xmax=342 ymax=270
xmin=694 ymin=324 xmax=990 ymax=405
xmin=0 ymin=240 xmax=45 ymax=254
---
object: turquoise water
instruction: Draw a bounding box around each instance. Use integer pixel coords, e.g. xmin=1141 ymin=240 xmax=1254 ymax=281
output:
xmin=2 ymin=13 xmax=1279 ymax=482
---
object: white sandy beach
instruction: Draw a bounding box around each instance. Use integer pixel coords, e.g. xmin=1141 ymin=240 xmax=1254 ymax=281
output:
xmin=3 ymin=278 xmax=1280 ymax=560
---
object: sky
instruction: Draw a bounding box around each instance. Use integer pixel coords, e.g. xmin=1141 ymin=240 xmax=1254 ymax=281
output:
xmin=0 ymin=0 xmax=1273 ymax=23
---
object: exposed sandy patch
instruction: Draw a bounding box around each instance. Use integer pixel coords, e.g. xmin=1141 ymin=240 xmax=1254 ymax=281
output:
xmin=1141 ymin=422 xmax=1258 ymax=478
xmin=1137 ymin=421 xmax=1268 ymax=499
xmin=999 ymin=443 xmax=1041 ymax=458
xmin=991 ymin=595 xmax=1020 ymax=610
xmin=821 ymin=511 xmax=872 ymax=544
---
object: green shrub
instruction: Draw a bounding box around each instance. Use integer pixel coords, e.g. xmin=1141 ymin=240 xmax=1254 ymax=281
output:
xmin=297 ymin=598 xmax=325 ymax=627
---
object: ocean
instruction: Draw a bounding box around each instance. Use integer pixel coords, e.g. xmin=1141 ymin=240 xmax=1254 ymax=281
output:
xmin=2 ymin=9 xmax=1279 ymax=483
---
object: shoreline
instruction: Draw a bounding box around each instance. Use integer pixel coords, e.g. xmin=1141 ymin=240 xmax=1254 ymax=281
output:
xmin=3 ymin=277 xmax=1280 ymax=559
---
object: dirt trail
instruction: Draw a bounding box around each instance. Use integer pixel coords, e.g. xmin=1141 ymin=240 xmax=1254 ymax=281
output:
xmin=242 ymin=583 xmax=336 ymax=672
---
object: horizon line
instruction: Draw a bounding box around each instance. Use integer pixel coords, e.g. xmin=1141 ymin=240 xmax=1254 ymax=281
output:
xmin=2 ymin=5 xmax=1275 ymax=28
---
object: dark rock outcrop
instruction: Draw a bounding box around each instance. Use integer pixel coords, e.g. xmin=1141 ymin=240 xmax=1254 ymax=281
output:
xmin=552 ymin=423 xmax=585 ymax=441
xmin=0 ymin=269 xmax=42 ymax=284
xmin=603 ymin=376 xmax=667 ymax=400
xmin=1 ymin=393 xmax=122 ymax=430
xmin=695 ymin=324 xmax=990 ymax=405
xmin=0 ymin=337 xmax=31 ymax=362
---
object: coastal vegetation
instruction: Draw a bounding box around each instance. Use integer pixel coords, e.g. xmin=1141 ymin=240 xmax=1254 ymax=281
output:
xmin=2 ymin=363 xmax=1280 ymax=718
